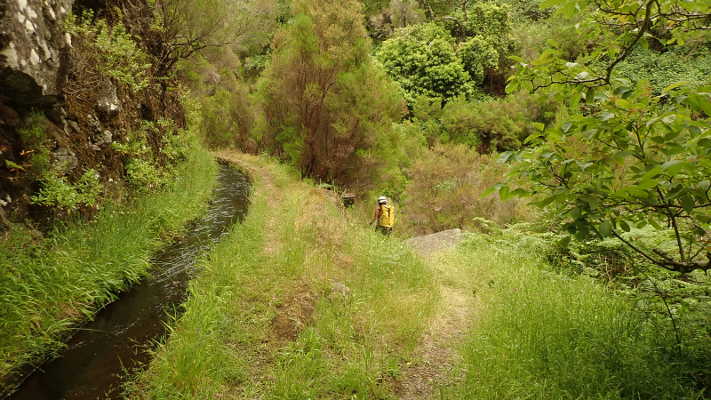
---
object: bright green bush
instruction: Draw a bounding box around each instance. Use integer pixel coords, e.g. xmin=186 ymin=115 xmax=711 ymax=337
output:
xmin=66 ymin=11 xmax=151 ymax=91
xmin=31 ymin=169 xmax=103 ymax=211
xmin=126 ymin=159 xmax=165 ymax=192
xmin=375 ymin=23 xmax=473 ymax=104
xmin=615 ymin=47 xmax=711 ymax=93
xmin=442 ymin=3 xmax=512 ymax=40
xmin=458 ymin=36 xmax=499 ymax=84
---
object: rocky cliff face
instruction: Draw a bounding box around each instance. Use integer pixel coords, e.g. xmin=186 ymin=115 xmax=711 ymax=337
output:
xmin=1 ymin=0 xmax=78 ymax=227
xmin=0 ymin=0 xmax=186 ymax=230
xmin=0 ymin=0 xmax=73 ymax=105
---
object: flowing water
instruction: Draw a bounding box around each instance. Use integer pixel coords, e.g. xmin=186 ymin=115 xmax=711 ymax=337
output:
xmin=7 ymin=162 xmax=250 ymax=400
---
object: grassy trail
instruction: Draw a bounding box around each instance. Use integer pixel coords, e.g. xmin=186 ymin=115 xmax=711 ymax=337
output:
xmin=396 ymin=232 xmax=476 ymax=399
xmin=130 ymin=152 xmax=700 ymax=399
xmin=131 ymin=151 xmax=438 ymax=399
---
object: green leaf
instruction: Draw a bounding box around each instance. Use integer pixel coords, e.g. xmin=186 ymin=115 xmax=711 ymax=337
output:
xmin=599 ymin=221 xmax=612 ymax=236
xmin=558 ymin=235 xmax=572 ymax=248
xmin=618 ymin=220 xmax=631 ymax=232
xmin=680 ymin=194 xmax=695 ymax=213
xmin=534 ymin=194 xmax=560 ymax=208
xmin=661 ymin=160 xmax=688 ymax=175
xmin=685 ymin=93 xmax=711 ymax=116
xmin=4 ymin=160 xmax=24 ymax=170
xmin=498 ymin=152 xmax=514 ymax=163
xmin=662 ymin=81 xmax=689 ymax=94
xmin=482 ymin=183 xmax=503 ymax=198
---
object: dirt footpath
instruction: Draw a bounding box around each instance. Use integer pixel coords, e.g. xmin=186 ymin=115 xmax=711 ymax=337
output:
xmin=398 ymin=229 xmax=474 ymax=399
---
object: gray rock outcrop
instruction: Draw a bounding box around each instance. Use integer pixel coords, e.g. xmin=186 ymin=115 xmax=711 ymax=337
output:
xmin=406 ymin=228 xmax=467 ymax=256
xmin=0 ymin=0 xmax=74 ymax=105
xmin=95 ymin=81 xmax=121 ymax=121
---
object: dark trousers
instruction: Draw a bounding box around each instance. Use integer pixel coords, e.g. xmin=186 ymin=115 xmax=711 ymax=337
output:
xmin=376 ymin=225 xmax=392 ymax=235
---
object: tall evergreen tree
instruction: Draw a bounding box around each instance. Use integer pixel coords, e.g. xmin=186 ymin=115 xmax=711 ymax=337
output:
xmin=255 ymin=0 xmax=404 ymax=184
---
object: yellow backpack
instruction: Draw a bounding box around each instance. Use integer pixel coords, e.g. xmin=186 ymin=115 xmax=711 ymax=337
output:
xmin=378 ymin=204 xmax=395 ymax=228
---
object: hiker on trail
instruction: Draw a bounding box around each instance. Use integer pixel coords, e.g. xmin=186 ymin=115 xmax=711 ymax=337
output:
xmin=371 ymin=196 xmax=395 ymax=235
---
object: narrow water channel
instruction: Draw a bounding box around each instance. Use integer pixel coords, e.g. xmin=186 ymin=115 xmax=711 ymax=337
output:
xmin=8 ymin=161 xmax=250 ymax=400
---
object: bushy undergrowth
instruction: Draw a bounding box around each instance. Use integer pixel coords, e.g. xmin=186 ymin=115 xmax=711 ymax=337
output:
xmin=65 ymin=10 xmax=151 ymax=91
xmin=445 ymin=228 xmax=707 ymax=399
xmin=615 ymin=47 xmax=711 ymax=93
xmin=128 ymin=153 xmax=437 ymax=399
xmin=0 ymin=148 xmax=218 ymax=388
xmin=31 ymin=169 xmax=103 ymax=210
xmin=399 ymin=143 xmax=532 ymax=235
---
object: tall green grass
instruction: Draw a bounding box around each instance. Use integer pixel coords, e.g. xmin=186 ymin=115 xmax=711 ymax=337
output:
xmin=0 ymin=147 xmax=218 ymax=385
xmin=129 ymin=153 xmax=437 ymax=399
xmin=445 ymin=230 xmax=703 ymax=400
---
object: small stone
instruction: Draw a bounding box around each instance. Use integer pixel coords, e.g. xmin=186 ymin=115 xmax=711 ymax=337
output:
xmin=95 ymin=130 xmax=112 ymax=146
xmin=90 ymin=144 xmax=101 ymax=151
xmin=95 ymin=82 xmax=121 ymax=121
xmin=29 ymin=49 xmax=40 ymax=64
xmin=330 ymin=281 xmax=351 ymax=298
xmin=87 ymin=114 xmax=101 ymax=133
xmin=52 ymin=147 xmax=78 ymax=173
xmin=27 ymin=6 xmax=38 ymax=20
xmin=67 ymin=120 xmax=80 ymax=133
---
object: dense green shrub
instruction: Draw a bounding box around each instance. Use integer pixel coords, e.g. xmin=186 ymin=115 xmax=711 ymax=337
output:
xmin=66 ymin=11 xmax=151 ymax=91
xmin=407 ymin=91 xmax=558 ymax=152
xmin=375 ymin=23 xmax=473 ymax=104
xmin=458 ymin=37 xmax=499 ymax=84
xmin=125 ymin=160 xmax=165 ymax=192
xmin=367 ymin=120 xmax=427 ymax=199
xmin=31 ymin=169 xmax=103 ymax=210
xmin=112 ymin=118 xmax=193 ymax=193
xmin=442 ymin=3 xmax=512 ymax=40
xmin=615 ymin=47 xmax=711 ymax=93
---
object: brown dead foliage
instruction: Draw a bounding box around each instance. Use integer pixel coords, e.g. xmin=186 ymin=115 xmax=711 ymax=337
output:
xmin=271 ymin=284 xmax=316 ymax=341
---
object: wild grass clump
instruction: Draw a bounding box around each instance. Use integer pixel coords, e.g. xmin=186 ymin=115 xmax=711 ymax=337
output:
xmin=447 ymin=230 xmax=703 ymax=399
xmin=129 ymin=152 xmax=437 ymax=399
xmin=0 ymin=148 xmax=218 ymax=386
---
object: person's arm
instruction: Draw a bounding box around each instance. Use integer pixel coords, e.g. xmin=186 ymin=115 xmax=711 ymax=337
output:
xmin=370 ymin=206 xmax=380 ymax=225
